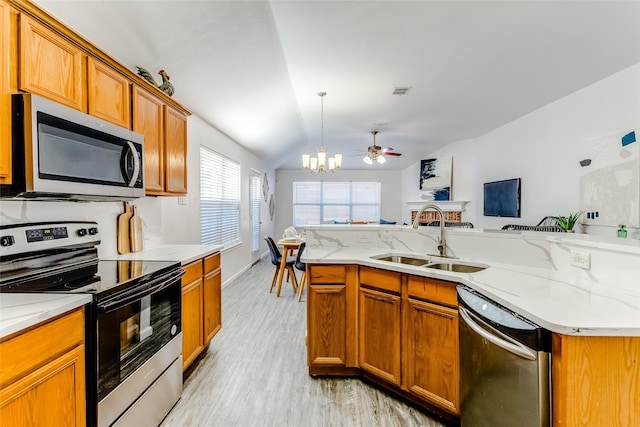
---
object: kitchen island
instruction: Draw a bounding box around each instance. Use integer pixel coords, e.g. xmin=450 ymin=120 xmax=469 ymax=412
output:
xmin=302 ymin=225 xmax=640 ymax=426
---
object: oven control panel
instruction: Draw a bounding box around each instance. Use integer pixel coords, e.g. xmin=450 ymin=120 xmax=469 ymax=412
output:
xmin=26 ymin=226 xmax=69 ymax=242
xmin=0 ymin=221 xmax=100 ymax=256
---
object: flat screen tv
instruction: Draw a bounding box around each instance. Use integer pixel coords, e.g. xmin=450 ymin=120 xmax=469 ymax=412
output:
xmin=483 ymin=178 xmax=521 ymax=217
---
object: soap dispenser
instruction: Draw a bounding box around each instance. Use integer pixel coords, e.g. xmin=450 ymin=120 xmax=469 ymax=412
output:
xmin=617 ymin=225 xmax=627 ymax=238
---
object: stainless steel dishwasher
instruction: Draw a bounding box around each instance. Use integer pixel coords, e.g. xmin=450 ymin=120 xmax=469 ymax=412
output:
xmin=457 ymin=285 xmax=552 ymax=427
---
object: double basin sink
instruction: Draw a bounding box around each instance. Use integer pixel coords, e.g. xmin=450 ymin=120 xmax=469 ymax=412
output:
xmin=371 ymin=254 xmax=487 ymax=273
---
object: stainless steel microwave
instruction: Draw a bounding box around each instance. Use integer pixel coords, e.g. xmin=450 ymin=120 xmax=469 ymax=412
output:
xmin=1 ymin=94 xmax=145 ymax=201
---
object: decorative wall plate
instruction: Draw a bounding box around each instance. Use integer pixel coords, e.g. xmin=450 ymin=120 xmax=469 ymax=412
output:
xmin=262 ymin=173 xmax=269 ymax=202
xmin=269 ymin=194 xmax=275 ymax=221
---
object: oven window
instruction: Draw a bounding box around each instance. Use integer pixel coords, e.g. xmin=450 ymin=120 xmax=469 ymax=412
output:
xmin=97 ymin=281 xmax=180 ymax=400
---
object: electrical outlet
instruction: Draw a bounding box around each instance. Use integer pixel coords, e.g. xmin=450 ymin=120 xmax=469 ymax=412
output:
xmin=177 ymin=196 xmax=187 ymax=206
xmin=358 ymin=233 xmax=372 ymax=243
xmin=570 ymin=251 xmax=590 ymax=269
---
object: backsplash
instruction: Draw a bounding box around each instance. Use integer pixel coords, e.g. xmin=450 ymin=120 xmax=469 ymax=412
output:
xmin=304 ymin=225 xmax=640 ymax=292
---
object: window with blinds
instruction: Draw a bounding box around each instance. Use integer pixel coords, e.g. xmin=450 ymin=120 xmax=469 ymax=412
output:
xmin=200 ymin=147 xmax=240 ymax=247
xmin=293 ymin=181 xmax=381 ymax=226
xmin=250 ymin=175 xmax=261 ymax=252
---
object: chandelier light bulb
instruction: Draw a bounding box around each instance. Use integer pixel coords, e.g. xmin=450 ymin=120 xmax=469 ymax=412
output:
xmin=302 ymin=154 xmax=310 ymax=169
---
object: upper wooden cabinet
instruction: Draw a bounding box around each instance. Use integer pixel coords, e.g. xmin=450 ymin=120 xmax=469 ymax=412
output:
xmin=133 ymin=85 xmax=188 ymax=195
xmin=133 ymin=86 xmax=164 ymax=193
xmin=0 ymin=0 xmax=14 ymax=184
xmin=87 ymin=57 xmax=131 ymax=128
xmin=19 ymin=14 xmax=86 ymax=111
xmin=164 ymin=106 xmax=188 ymax=194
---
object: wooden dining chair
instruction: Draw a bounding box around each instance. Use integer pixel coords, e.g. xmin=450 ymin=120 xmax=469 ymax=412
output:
xmin=265 ymin=237 xmax=297 ymax=296
xmin=294 ymin=242 xmax=306 ymax=302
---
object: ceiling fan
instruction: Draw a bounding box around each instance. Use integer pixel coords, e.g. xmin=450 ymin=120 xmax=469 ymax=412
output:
xmin=360 ymin=131 xmax=402 ymax=164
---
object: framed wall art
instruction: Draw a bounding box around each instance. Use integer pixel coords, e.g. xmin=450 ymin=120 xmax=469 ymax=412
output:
xmin=419 ymin=157 xmax=452 ymax=200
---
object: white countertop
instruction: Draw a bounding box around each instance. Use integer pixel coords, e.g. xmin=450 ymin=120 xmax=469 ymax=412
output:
xmin=102 ymin=244 xmax=223 ymax=265
xmin=1 ymin=244 xmax=222 ymax=339
xmin=302 ymin=246 xmax=640 ymax=336
xmin=0 ymin=293 xmax=92 ymax=339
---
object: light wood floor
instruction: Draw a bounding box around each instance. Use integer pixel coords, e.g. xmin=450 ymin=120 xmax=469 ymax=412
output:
xmin=161 ymin=259 xmax=448 ymax=427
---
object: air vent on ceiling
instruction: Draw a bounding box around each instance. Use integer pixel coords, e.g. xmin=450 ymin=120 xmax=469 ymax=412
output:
xmin=393 ymin=87 xmax=412 ymax=96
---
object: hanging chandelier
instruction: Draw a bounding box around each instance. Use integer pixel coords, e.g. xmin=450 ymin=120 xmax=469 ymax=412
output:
xmin=302 ymin=92 xmax=342 ymax=172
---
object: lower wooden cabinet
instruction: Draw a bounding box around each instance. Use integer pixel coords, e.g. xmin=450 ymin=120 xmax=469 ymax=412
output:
xmin=306 ymin=264 xmax=358 ymax=373
xmin=0 ymin=307 xmax=86 ymax=427
xmin=403 ymin=298 xmax=459 ymax=414
xmin=359 ymin=269 xmax=402 ymax=386
xmin=307 ymin=263 xmax=461 ymax=418
xmin=552 ymin=334 xmax=640 ymax=426
xmin=181 ymin=251 xmax=221 ymax=370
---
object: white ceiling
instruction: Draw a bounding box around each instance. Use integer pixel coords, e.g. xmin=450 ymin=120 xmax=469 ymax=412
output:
xmin=35 ymin=1 xmax=640 ymax=170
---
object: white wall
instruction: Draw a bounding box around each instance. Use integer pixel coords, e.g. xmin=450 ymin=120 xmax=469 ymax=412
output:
xmin=0 ymin=113 xmax=274 ymax=285
xmin=402 ymin=63 xmax=640 ymax=238
xmin=274 ymin=169 xmax=404 ymax=237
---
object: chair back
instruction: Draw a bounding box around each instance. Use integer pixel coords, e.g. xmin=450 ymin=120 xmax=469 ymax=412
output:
xmin=265 ymin=237 xmax=282 ymax=266
xmin=295 ymin=242 xmax=306 ymax=272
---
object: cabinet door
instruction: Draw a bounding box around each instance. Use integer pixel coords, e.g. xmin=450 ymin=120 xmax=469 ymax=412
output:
xmin=306 ymin=264 xmax=358 ymax=372
xmin=203 ymin=268 xmax=221 ymax=345
xmin=87 ymin=57 xmax=131 ymax=128
xmin=164 ymin=106 xmax=188 ymax=194
xmin=181 ymin=277 xmax=204 ymax=370
xmin=403 ymin=298 xmax=459 ymax=415
xmin=132 ymin=86 xmax=164 ymax=193
xmin=0 ymin=345 xmax=86 ymax=427
xmin=19 ymin=14 xmax=85 ymax=111
xmin=0 ymin=0 xmax=12 ymax=184
xmin=307 ymin=283 xmax=348 ymax=368
xmin=359 ymin=287 xmax=401 ymax=386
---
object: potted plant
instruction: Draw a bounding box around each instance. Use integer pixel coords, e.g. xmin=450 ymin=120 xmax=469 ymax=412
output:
xmin=554 ymin=211 xmax=583 ymax=232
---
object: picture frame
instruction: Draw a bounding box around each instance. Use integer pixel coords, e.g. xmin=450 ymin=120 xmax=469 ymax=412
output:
xmin=419 ymin=157 xmax=452 ymax=201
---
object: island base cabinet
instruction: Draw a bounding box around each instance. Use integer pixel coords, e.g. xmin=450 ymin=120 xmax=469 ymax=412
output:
xmin=359 ymin=287 xmax=401 ymax=386
xmin=552 ymin=334 xmax=640 ymax=427
xmin=403 ymin=298 xmax=460 ymax=415
xmin=307 ymin=264 xmax=358 ymax=374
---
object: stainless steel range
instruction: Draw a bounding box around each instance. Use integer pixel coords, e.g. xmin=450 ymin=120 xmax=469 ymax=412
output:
xmin=0 ymin=221 xmax=184 ymax=427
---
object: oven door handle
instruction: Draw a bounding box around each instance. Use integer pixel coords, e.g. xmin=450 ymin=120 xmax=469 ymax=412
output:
xmin=98 ymin=269 xmax=184 ymax=313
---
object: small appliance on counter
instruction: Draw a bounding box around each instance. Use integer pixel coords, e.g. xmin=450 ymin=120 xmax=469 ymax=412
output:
xmin=0 ymin=94 xmax=145 ymax=201
xmin=0 ymin=221 xmax=183 ymax=426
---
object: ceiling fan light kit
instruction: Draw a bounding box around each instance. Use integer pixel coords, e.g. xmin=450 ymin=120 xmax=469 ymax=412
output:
xmin=362 ymin=131 xmax=399 ymax=165
xmin=302 ymin=92 xmax=342 ymax=173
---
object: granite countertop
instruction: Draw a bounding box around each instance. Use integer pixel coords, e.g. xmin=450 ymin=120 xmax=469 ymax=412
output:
xmin=302 ymin=246 xmax=640 ymax=337
xmin=0 ymin=293 xmax=92 ymax=339
xmin=102 ymin=244 xmax=223 ymax=265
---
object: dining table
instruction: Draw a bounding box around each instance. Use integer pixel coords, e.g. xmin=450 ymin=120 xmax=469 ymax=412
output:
xmin=276 ymin=238 xmax=304 ymax=296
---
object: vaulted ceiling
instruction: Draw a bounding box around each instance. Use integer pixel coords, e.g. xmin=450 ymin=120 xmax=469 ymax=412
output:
xmin=35 ymin=1 xmax=640 ymax=170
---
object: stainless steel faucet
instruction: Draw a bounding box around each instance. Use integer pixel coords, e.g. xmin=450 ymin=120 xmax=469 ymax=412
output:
xmin=412 ymin=203 xmax=447 ymax=257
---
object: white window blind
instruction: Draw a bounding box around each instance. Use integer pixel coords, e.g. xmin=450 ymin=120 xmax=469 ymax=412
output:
xmin=293 ymin=181 xmax=380 ymax=226
xmin=250 ymin=175 xmax=261 ymax=252
xmin=200 ymin=147 xmax=240 ymax=247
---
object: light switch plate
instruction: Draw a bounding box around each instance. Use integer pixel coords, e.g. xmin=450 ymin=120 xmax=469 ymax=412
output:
xmin=178 ymin=196 xmax=187 ymax=206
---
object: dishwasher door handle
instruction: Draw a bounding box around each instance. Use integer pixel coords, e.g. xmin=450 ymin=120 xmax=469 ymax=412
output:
xmin=459 ymin=306 xmax=537 ymax=361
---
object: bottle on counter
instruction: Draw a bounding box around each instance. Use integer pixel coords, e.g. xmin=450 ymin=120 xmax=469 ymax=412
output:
xmin=617 ymin=225 xmax=627 ymax=238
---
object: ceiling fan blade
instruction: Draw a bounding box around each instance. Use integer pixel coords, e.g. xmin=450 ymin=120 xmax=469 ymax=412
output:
xmin=384 ymin=152 xmax=402 ymax=156
xmin=381 ymin=147 xmax=395 ymax=152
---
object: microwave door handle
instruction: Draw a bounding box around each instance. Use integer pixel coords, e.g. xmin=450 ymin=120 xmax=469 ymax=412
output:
xmin=123 ymin=141 xmax=141 ymax=187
